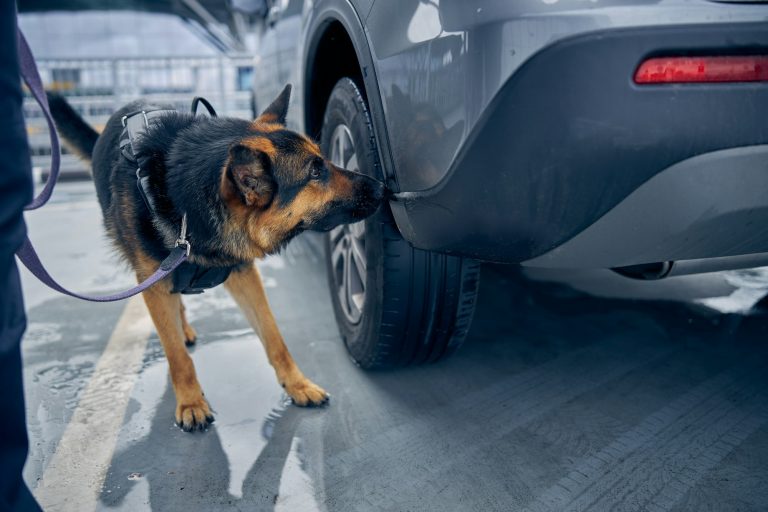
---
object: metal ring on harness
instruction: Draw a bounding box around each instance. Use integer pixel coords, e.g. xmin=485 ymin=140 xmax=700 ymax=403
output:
xmin=174 ymin=213 xmax=191 ymax=257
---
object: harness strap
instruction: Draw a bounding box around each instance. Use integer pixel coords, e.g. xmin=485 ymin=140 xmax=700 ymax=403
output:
xmin=191 ymin=96 xmax=217 ymax=117
xmin=120 ymin=108 xmax=173 ymax=214
xmin=13 ymin=25 xmax=189 ymax=302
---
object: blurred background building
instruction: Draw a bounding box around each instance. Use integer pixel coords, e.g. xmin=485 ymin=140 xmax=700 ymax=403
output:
xmin=18 ymin=8 xmax=261 ymax=179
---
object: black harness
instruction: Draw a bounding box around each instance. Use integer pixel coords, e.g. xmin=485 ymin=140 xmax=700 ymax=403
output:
xmin=120 ymin=97 xmax=235 ymax=295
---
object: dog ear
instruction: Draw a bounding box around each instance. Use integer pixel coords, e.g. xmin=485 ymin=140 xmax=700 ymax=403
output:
xmin=226 ymin=143 xmax=275 ymax=209
xmin=256 ymin=84 xmax=291 ymax=124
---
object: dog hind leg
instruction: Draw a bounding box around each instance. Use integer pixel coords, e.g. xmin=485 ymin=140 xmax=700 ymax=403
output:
xmin=179 ymin=299 xmax=197 ymax=346
xmin=224 ymin=263 xmax=329 ymax=406
xmin=139 ymin=275 xmax=213 ymax=431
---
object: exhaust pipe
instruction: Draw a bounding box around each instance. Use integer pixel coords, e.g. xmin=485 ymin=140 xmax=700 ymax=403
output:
xmin=613 ymin=252 xmax=768 ymax=280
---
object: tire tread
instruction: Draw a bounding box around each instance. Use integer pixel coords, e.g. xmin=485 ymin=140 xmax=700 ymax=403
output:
xmin=322 ymin=78 xmax=480 ymax=369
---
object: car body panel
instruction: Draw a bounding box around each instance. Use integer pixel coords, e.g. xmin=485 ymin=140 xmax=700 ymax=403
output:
xmin=253 ymin=9 xmax=283 ymax=113
xmin=253 ymin=0 xmax=365 ymax=123
xmin=365 ymin=0 xmax=768 ymax=192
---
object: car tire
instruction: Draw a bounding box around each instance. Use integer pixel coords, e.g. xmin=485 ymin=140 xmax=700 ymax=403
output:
xmin=321 ymin=77 xmax=481 ymax=369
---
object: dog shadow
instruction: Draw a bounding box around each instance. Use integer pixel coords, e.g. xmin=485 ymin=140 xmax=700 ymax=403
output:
xmin=100 ymin=381 xmax=309 ymax=511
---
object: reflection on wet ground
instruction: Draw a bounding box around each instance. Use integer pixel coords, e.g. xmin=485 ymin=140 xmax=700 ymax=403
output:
xmin=20 ymin=182 xmax=768 ymax=511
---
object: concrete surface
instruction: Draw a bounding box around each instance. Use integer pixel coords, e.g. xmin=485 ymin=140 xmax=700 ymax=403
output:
xmin=19 ymin=181 xmax=768 ymax=511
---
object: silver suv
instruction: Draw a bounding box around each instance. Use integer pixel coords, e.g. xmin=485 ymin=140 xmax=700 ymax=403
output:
xmin=251 ymin=0 xmax=768 ymax=367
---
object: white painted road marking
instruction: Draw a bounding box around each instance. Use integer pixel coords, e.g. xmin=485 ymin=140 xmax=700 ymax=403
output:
xmin=34 ymin=295 xmax=153 ymax=512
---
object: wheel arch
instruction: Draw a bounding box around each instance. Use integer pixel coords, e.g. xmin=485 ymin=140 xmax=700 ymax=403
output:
xmin=304 ymin=20 xmax=364 ymax=139
xmin=302 ymin=2 xmax=398 ymax=188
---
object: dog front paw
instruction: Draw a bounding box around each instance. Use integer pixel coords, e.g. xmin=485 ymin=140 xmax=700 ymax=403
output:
xmin=284 ymin=377 xmax=329 ymax=407
xmin=175 ymin=397 xmax=214 ymax=432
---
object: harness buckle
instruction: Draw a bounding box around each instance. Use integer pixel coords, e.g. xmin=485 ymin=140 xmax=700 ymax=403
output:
xmin=122 ymin=109 xmax=151 ymax=129
xmin=175 ymin=239 xmax=191 ymax=257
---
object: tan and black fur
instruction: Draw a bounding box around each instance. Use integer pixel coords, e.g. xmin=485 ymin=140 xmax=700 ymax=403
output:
xmin=48 ymin=85 xmax=384 ymax=431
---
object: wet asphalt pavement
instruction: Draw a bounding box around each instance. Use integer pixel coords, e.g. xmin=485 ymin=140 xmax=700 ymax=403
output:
xmin=18 ymin=181 xmax=768 ymax=511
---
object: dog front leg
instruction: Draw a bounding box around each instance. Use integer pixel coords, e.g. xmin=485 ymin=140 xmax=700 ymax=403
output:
xmin=224 ymin=263 xmax=329 ymax=406
xmin=140 ymin=279 xmax=213 ymax=430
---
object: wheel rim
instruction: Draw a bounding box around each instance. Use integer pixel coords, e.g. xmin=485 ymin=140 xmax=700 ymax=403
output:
xmin=329 ymin=124 xmax=366 ymax=325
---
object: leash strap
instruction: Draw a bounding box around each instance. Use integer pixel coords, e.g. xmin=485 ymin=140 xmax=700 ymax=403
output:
xmin=14 ymin=26 xmax=188 ymax=302
xmin=17 ymin=29 xmax=57 ymax=211
xmin=17 ymin=241 xmax=189 ymax=302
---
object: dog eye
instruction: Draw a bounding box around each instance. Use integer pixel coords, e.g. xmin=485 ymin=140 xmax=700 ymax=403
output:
xmin=310 ymin=165 xmax=323 ymax=180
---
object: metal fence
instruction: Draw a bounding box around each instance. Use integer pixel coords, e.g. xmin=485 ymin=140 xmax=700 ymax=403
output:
xmin=24 ymin=55 xmax=255 ymax=179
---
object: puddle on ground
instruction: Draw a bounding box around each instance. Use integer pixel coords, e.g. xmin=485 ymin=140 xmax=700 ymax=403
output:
xmin=34 ymin=358 xmax=96 ymax=409
xmin=697 ymin=267 xmax=768 ymax=314
xmin=24 ymin=322 xmax=64 ymax=344
xmin=274 ymin=436 xmax=322 ymax=512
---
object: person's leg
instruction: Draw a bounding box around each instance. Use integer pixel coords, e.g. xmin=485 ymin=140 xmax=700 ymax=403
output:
xmin=0 ymin=259 xmax=42 ymax=512
xmin=0 ymin=2 xmax=42 ymax=511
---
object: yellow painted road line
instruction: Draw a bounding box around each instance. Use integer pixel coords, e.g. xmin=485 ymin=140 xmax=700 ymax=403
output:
xmin=35 ymin=295 xmax=153 ymax=512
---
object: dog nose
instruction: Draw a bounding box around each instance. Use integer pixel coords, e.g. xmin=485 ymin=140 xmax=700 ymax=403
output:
xmin=350 ymin=175 xmax=385 ymax=218
xmin=352 ymin=172 xmax=384 ymax=201
xmin=336 ymin=164 xmax=386 ymax=205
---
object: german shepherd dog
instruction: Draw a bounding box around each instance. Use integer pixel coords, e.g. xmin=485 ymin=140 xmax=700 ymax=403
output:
xmin=48 ymin=85 xmax=384 ymax=431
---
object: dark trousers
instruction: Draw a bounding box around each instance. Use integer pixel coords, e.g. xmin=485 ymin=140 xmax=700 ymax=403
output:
xmin=0 ymin=0 xmax=42 ymax=510
xmin=0 ymin=259 xmax=41 ymax=512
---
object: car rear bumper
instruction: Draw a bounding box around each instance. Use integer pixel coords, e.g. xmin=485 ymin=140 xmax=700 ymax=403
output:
xmin=389 ymin=22 xmax=768 ymax=266
xmin=524 ymin=144 xmax=768 ymax=268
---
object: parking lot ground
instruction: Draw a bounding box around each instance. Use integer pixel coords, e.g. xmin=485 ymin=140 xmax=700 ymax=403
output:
xmin=19 ymin=181 xmax=768 ymax=511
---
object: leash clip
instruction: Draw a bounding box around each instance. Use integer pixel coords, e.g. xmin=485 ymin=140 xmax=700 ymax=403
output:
xmin=174 ymin=213 xmax=191 ymax=257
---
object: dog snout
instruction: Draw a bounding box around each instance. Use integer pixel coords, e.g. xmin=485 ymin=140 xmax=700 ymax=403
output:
xmin=350 ymin=173 xmax=385 ymax=217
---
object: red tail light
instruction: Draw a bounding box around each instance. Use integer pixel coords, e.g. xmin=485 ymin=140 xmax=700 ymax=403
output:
xmin=634 ymin=55 xmax=768 ymax=84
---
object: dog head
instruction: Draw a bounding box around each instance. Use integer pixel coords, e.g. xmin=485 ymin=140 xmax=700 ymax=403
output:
xmin=221 ymin=84 xmax=385 ymax=256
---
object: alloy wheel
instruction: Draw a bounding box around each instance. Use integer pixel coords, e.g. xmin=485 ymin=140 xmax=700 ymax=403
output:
xmin=328 ymin=124 xmax=366 ymax=324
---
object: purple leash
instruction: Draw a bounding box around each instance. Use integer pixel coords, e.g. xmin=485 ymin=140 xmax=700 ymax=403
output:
xmin=17 ymin=30 xmax=57 ymax=212
xmin=14 ymin=27 xmax=188 ymax=302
